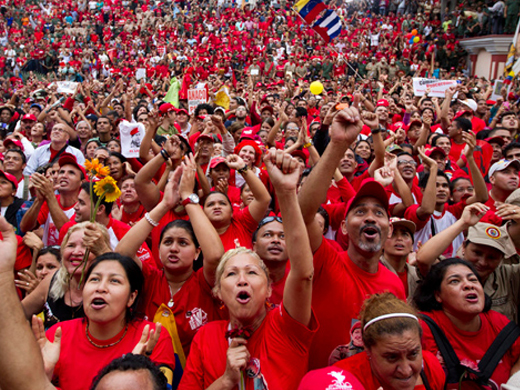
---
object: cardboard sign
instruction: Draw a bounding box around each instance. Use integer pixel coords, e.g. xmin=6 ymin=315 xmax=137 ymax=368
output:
xmin=188 ymin=88 xmax=208 ymax=115
xmin=49 ymin=81 xmax=79 ymax=95
xmin=412 ymin=78 xmax=458 ymax=97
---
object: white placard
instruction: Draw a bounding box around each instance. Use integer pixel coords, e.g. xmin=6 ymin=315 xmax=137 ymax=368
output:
xmin=49 ymin=81 xmax=79 ymax=95
xmin=136 ymin=68 xmax=147 ymax=80
xmin=119 ymin=120 xmax=145 ymax=158
xmin=188 ymin=88 xmax=208 ymax=115
xmin=490 ymin=80 xmax=511 ymax=102
xmin=412 ymin=78 xmax=459 ymax=97
xmin=250 ymin=68 xmax=259 ymax=75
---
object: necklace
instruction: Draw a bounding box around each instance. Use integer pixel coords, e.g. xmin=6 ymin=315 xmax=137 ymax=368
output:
xmin=168 ymin=284 xmax=174 ymax=308
xmin=86 ymin=323 xmax=129 ymax=349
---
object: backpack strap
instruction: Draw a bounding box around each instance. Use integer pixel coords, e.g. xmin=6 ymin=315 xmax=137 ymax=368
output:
xmin=420 ymin=370 xmax=432 ymax=390
xmin=478 ymin=321 xmax=520 ymax=381
xmin=420 ymin=314 xmax=464 ymax=383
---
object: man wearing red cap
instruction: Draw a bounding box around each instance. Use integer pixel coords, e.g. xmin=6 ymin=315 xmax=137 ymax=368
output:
xmin=21 ymin=153 xmax=84 ymax=246
xmin=299 ymin=106 xmax=405 ymax=369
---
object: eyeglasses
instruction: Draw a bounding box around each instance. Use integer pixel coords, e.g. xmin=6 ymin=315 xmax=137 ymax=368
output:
xmin=397 ymin=160 xmax=417 ymax=167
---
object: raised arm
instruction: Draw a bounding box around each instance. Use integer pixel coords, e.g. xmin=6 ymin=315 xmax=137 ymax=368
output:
xmin=225 ymin=155 xmax=271 ymax=222
xmin=460 ymin=131 xmax=489 ymax=204
xmin=116 ymin=166 xmax=184 ymax=265
xmin=362 ymin=111 xmax=385 ymax=176
xmin=415 ymin=147 xmax=438 ymax=220
xmin=415 ymin=203 xmax=489 ymax=276
xmin=264 ymin=149 xmax=313 ymax=326
xmin=0 ymin=216 xmax=56 ymax=390
xmin=179 ymin=155 xmax=224 ymax=286
xmin=298 ymin=102 xmax=363 ymax=251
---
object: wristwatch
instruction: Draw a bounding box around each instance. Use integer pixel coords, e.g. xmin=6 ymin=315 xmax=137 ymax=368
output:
xmin=181 ymin=193 xmax=200 ymax=207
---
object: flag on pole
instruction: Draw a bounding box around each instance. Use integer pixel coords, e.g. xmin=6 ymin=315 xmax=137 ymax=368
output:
xmin=311 ymin=9 xmax=342 ymax=43
xmin=293 ymin=0 xmax=326 ymax=24
xmin=504 ymin=16 xmax=520 ymax=77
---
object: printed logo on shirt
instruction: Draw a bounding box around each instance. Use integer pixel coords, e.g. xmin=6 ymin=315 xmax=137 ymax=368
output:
xmin=186 ymin=307 xmax=208 ymax=330
xmin=324 ymin=371 xmax=355 ymax=390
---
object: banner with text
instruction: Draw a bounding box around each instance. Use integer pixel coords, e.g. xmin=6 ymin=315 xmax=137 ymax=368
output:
xmin=188 ymin=88 xmax=208 ymax=115
xmin=412 ymin=78 xmax=458 ymax=97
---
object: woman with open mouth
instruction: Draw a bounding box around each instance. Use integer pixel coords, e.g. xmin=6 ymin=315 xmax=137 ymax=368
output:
xmin=34 ymin=252 xmax=176 ymax=390
xmin=21 ymin=222 xmax=112 ymax=326
xmin=333 ymin=293 xmax=445 ymax=390
xmin=179 ymin=149 xmax=317 ymax=390
xmin=116 ymin=154 xmax=227 ymax=383
xmin=414 ymin=258 xmax=520 ymax=388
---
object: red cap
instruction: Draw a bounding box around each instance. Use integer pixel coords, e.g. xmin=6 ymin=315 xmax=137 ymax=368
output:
xmin=345 ymin=178 xmax=389 ymax=217
xmin=298 ymin=367 xmax=365 ymax=390
xmin=0 ymin=170 xmax=18 ymax=190
xmin=376 ymin=99 xmax=389 ymax=107
xmin=209 ymin=156 xmax=228 ymax=169
xmin=240 ymin=128 xmax=256 ymax=140
xmin=261 ymin=106 xmax=274 ymax=114
xmin=58 ymin=152 xmax=86 ymax=178
xmin=408 ymin=120 xmax=422 ymax=129
xmin=234 ymin=140 xmax=263 ymax=167
xmin=485 ymin=136 xmax=506 ymax=146
xmin=159 ymin=103 xmax=177 ymax=115
xmin=425 ymin=146 xmax=447 ymax=158
xmin=177 ymin=108 xmax=190 ymax=116
xmin=508 ymin=92 xmax=516 ymax=100
xmin=3 ymin=139 xmax=24 ymax=151
xmin=290 ymin=150 xmax=308 ymax=163
xmin=21 ymin=113 xmax=37 ymax=122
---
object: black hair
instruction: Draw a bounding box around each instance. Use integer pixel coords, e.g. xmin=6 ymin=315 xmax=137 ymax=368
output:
xmin=203 ymin=191 xmax=232 ymax=210
xmin=108 ymin=151 xmax=128 ymax=164
xmin=194 ymin=103 xmax=214 ymax=117
xmin=261 ymin=117 xmax=275 ymax=127
xmin=84 ymin=253 xmax=144 ymax=322
xmin=316 ymin=206 xmax=330 ymax=234
xmin=90 ymin=354 xmax=167 ymax=390
xmin=86 ymin=139 xmax=102 ymax=150
xmin=503 ymin=142 xmax=520 ymax=158
xmin=81 ymin=181 xmax=114 ymax=216
xmin=5 ymin=148 xmax=26 ymax=164
xmin=450 ymin=176 xmax=472 ymax=193
xmin=159 ymin=219 xmax=199 ymax=248
xmin=396 ymin=151 xmax=414 ymax=159
xmin=97 ymin=115 xmax=112 ymax=125
xmin=413 ymin=258 xmax=492 ymax=312
xmin=132 ymin=104 xmax=149 ymax=120
xmin=37 ymin=246 xmax=62 ymax=263
xmin=500 ymin=111 xmax=516 ymax=121
xmin=432 ymin=134 xmax=449 ymax=147
xmin=454 ymin=117 xmax=472 ymax=133
xmin=418 ymin=169 xmax=450 ymax=190
xmin=295 ymin=107 xmax=308 ymax=118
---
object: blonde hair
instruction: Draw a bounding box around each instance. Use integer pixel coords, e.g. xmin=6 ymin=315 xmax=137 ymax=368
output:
xmin=360 ymin=293 xmax=421 ymax=349
xmin=212 ymin=247 xmax=270 ymax=297
xmin=49 ymin=222 xmax=111 ymax=300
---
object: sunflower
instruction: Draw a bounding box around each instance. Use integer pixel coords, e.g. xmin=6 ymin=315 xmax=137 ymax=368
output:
xmin=85 ymin=159 xmax=111 ymax=178
xmin=93 ymin=176 xmax=121 ymax=203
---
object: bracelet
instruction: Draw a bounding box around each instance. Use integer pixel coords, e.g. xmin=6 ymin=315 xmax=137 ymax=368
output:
xmin=237 ymin=165 xmax=249 ymax=174
xmin=160 ymin=149 xmax=170 ymax=161
xmin=144 ymin=212 xmax=159 ymax=227
xmin=303 ymin=142 xmax=312 ymax=149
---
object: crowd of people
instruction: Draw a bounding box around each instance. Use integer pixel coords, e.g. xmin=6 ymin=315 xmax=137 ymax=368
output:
xmin=0 ymin=0 xmax=520 ymax=389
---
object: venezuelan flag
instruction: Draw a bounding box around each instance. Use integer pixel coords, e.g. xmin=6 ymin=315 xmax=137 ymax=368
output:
xmin=293 ymin=0 xmax=326 ymax=24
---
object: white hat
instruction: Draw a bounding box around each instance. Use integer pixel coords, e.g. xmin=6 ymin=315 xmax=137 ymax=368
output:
xmin=489 ymin=159 xmax=520 ymax=177
xmin=458 ymin=99 xmax=478 ymax=112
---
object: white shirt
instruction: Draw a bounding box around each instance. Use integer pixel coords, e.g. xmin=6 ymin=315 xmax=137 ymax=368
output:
xmin=24 ymin=143 xmax=85 ymax=176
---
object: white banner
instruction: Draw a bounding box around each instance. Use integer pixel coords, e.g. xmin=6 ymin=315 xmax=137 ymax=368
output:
xmin=188 ymin=88 xmax=208 ymax=115
xmin=49 ymin=81 xmax=79 ymax=95
xmin=136 ymin=68 xmax=147 ymax=80
xmin=119 ymin=121 xmax=145 ymax=158
xmin=412 ymin=78 xmax=458 ymax=97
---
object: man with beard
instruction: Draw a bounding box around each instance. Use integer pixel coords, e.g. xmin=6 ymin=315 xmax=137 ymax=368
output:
xmin=299 ymin=104 xmax=405 ymax=370
xmin=252 ymin=216 xmax=287 ymax=305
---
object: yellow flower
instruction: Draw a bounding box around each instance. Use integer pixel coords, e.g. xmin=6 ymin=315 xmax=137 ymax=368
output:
xmin=85 ymin=159 xmax=110 ymax=178
xmin=93 ymin=176 xmax=121 ymax=203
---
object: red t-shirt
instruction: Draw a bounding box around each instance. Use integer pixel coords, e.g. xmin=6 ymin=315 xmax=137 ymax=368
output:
xmin=335 ymin=350 xmax=445 ymax=390
xmin=179 ymin=305 xmax=318 ymax=390
xmin=121 ymin=204 xmax=146 ymax=225
xmin=219 ymin=206 xmax=258 ymax=251
xmin=309 ymin=239 xmax=406 ymax=369
xmin=421 ymin=310 xmax=520 ymax=387
xmin=139 ymin=262 xmax=227 ymax=357
xmin=47 ymin=319 xmax=175 ymax=390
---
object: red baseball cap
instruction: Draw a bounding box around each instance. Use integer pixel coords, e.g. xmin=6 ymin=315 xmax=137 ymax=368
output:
xmin=376 ymin=99 xmax=389 ymax=107
xmin=177 ymin=108 xmax=190 ymax=116
xmin=209 ymin=156 xmax=228 ymax=169
xmin=3 ymin=139 xmax=24 ymax=151
xmin=240 ymin=128 xmax=256 ymax=140
xmin=425 ymin=146 xmax=447 ymax=158
xmin=298 ymin=367 xmax=365 ymax=390
xmin=345 ymin=178 xmax=389 ymax=217
xmin=159 ymin=103 xmax=177 ymax=115
xmin=58 ymin=152 xmax=87 ymax=178
xmin=0 ymin=170 xmax=18 ymax=190
xmin=485 ymin=136 xmax=506 ymax=146
xmin=21 ymin=113 xmax=37 ymax=122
